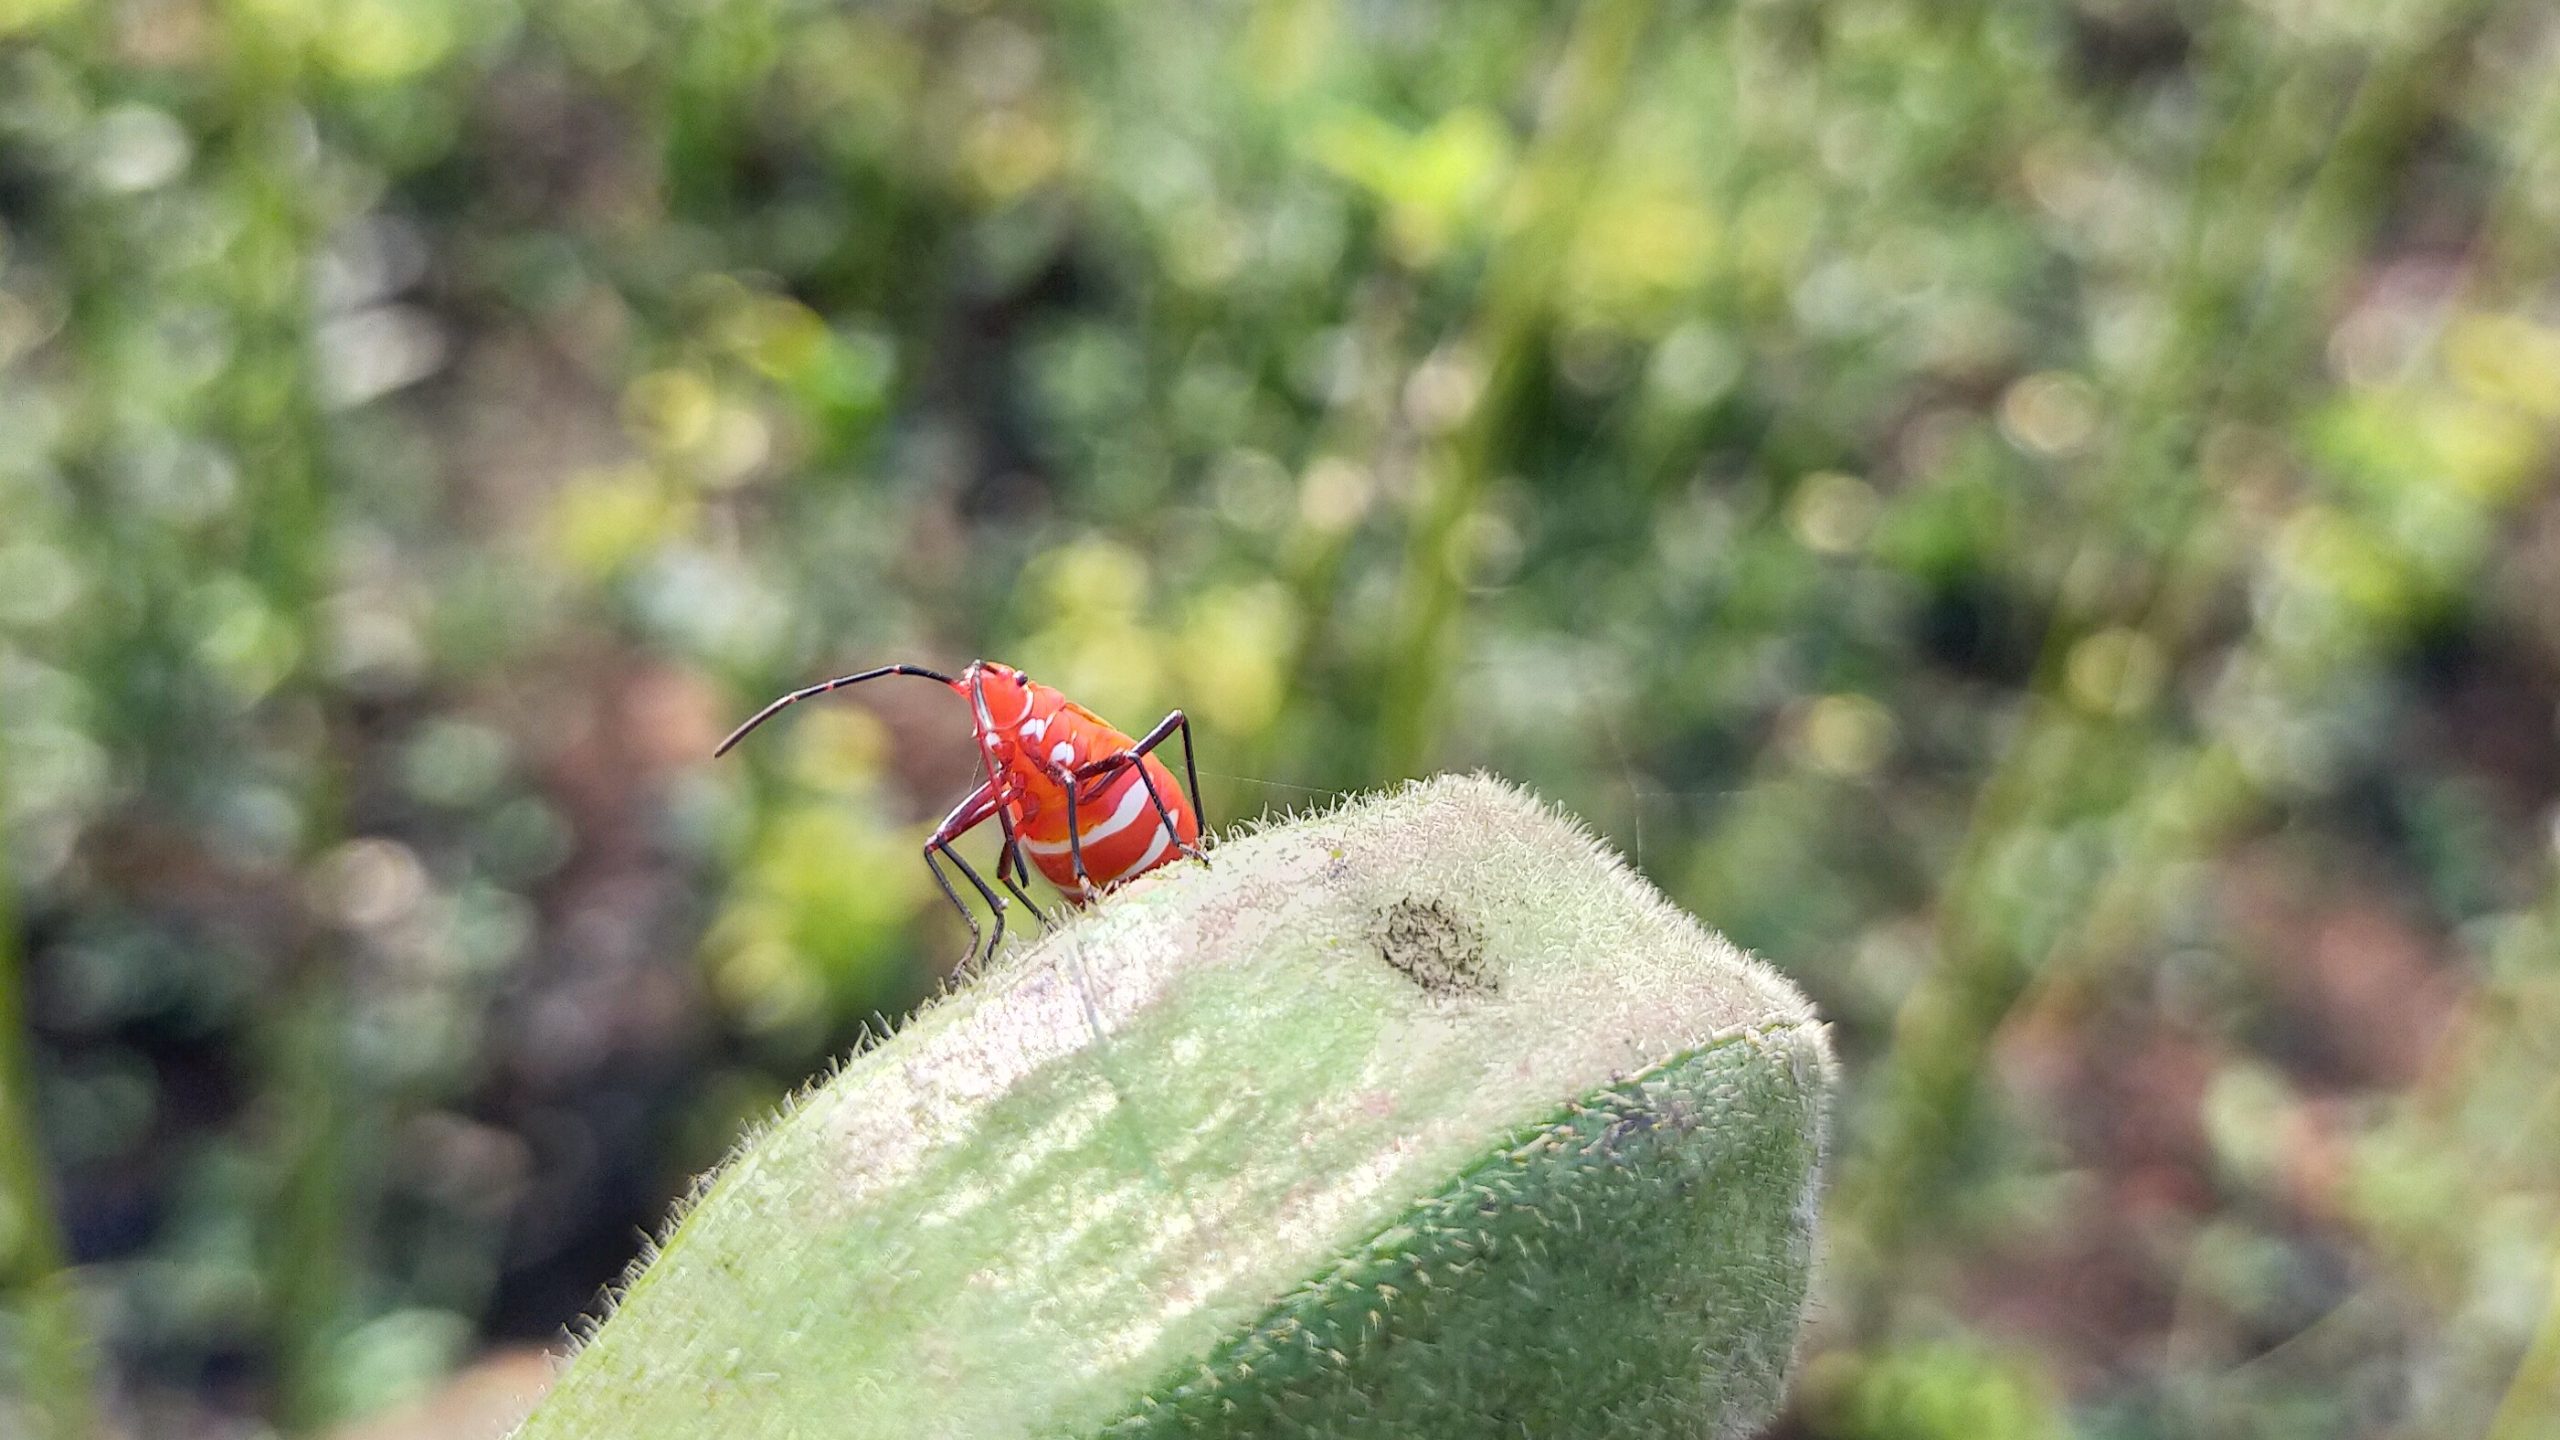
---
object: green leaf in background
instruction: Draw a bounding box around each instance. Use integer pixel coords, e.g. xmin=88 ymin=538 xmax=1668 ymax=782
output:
xmin=514 ymin=776 xmax=1833 ymax=1439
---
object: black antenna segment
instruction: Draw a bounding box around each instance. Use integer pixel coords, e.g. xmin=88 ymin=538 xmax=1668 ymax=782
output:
xmin=713 ymin=664 xmax=957 ymax=757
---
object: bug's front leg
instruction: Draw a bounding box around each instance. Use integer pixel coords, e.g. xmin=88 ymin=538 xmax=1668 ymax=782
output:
xmin=924 ymin=783 xmax=1010 ymax=967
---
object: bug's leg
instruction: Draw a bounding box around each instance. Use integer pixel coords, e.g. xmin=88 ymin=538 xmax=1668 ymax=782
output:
xmin=925 ymin=783 xmax=1008 ymax=966
xmin=922 ymin=845 xmax=988 ymax=968
xmin=936 ymin=842 xmax=1010 ymax=968
xmin=1073 ymin=710 xmax=1210 ymax=864
xmin=1129 ymin=760 xmax=1202 ymax=866
xmin=1069 ymin=751 xmax=1202 ymax=871
xmin=1179 ymin=718 xmax=1205 ymax=841
xmin=1157 ymin=710 xmax=1206 ymax=842
xmin=1061 ymin=772 xmax=1095 ymax=893
xmin=1001 ymin=851 xmax=1051 ymax=927
xmin=993 ymin=809 xmax=1052 ymax=929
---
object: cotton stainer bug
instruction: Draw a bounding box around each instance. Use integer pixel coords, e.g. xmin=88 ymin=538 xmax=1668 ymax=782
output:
xmin=714 ymin=660 xmax=1206 ymax=964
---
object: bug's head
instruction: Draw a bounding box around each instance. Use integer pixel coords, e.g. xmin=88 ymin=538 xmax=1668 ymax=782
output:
xmin=961 ymin=659 xmax=1037 ymax=734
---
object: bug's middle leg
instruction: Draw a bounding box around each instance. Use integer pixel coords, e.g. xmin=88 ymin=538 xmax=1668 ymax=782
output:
xmin=1061 ymin=775 xmax=1094 ymax=894
xmin=993 ymin=809 xmax=1054 ymax=929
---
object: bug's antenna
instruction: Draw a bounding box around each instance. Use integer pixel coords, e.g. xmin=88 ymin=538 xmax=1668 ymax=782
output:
xmin=714 ymin=664 xmax=958 ymax=756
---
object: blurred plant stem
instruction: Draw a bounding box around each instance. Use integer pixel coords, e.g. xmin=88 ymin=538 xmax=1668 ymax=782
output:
xmin=1370 ymin=0 xmax=1657 ymax=781
xmin=266 ymin=970 xmax=354 ymax=1435
xmin=213 ymin=17 xmax=355 ymax=1431
xmin=2487 ymin=1253 xmax=2560 ymax=1440
xmin=1837 ymin=0 xmax=2492 ymax=1301
xmin=0 ymin=752 xmax=102 ymax=1440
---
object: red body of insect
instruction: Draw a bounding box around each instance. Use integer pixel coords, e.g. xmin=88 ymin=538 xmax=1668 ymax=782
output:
xmin=956 ymin=662 xmax=1202 ymax=901
xmin=715 ymin=659 xmax=1205 ymax=961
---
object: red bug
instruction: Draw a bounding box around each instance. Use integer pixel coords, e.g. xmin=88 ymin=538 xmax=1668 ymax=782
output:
xmin=714 ymin=660 xmax=1206 ymax=962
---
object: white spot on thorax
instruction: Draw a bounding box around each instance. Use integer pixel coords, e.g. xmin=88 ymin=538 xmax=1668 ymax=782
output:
xmin=1050 ymin=741 xmax=1074 ymax=768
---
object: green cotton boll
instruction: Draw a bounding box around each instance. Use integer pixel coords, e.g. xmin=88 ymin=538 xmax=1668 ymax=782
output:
xmin=515 ymin=776 xmax=1834 ymax=1440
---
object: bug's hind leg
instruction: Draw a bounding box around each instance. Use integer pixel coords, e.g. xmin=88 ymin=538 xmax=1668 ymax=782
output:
xmin=1075 ymin=709 xmax=1211 ymax=865
xmin=1130 ymin=762 xmax=1207 ymax=866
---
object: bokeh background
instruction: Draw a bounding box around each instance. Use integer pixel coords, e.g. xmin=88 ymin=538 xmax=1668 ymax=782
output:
xmin=4 ymin=0 xmax=2559 ymax=1435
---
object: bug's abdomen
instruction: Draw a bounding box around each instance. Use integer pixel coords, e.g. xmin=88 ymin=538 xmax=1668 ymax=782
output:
xmin=1019 ymin=756 xmax=1198 ymax=901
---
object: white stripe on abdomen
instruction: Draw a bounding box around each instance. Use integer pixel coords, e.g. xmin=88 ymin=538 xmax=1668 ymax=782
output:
xmin=1022 ymin=780 xmax=1152 ymax=856
xmin=1122 ymin=815 xmax=1176 ymax=875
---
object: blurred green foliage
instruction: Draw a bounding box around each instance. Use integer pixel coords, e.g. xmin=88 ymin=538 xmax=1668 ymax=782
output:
xmin=2 ymin=0 xmax=2558 ymax=1436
